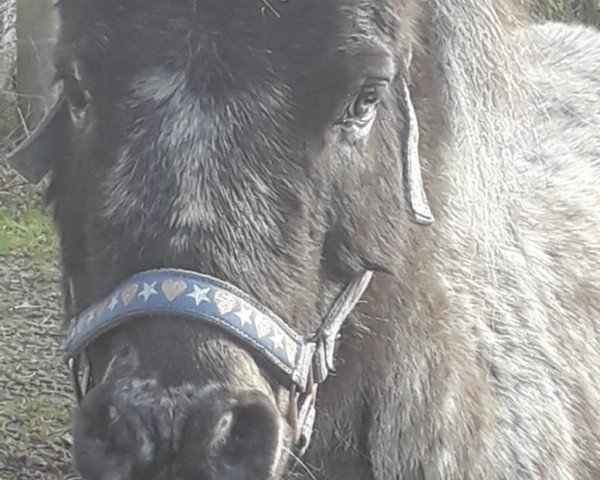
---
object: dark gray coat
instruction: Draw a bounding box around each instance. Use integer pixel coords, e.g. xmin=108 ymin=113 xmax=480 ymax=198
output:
xmin=12 ymin=1 xmax=600 ymax=479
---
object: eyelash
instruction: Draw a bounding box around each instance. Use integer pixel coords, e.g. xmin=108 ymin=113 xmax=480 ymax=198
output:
xmin=338 ymin=82 xmax=385 ymax=130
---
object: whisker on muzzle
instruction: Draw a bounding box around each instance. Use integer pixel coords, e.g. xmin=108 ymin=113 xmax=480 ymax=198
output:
xmin=282 ymin=446 xmax=320 ymax=480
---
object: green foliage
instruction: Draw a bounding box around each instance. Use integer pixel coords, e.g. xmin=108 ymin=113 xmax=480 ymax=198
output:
xmin=0 ymin=207 xmax=57 ymax=259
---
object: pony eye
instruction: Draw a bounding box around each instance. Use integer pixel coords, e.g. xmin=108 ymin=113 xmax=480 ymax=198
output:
xmin=349 ymin=87 xmax=379 ymax=120
xmin=339 ymin=81 xmax=386 ymax=129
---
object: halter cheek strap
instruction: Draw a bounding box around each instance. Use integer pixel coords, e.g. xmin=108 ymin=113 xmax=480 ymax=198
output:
xmin=64 ymin=268 xmax=373 ymax=455
xmin=400 ymin=45 xmax=435 ymax=226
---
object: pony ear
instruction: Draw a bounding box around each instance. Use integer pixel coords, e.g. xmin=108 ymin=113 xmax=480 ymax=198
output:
xmin=7 ymin=96 xmax=69 ymax=184
xmin=398 ymin=47 xmax=434 ymax=226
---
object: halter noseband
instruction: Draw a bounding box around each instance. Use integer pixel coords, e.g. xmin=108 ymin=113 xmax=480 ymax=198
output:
xmin=64 ymin=268 xmax=373 ymax=455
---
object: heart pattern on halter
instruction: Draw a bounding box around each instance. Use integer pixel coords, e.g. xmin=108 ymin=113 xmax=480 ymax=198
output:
xmin=121 ymin=284 xmax=139 ymax=305
xmin=64 ymin=270 xmax=315 ymax=387
xmin=161 ymin=279 xmax=187 ymax=301
xmin=213 ymin=290 xmax=237 ymax=316
xmin=95 ymin=299 xmax=110 ymax=318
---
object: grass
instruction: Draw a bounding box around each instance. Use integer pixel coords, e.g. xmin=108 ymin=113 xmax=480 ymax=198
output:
xmin=0 ymin=395 xmax=69 ymax=444
xmin=0 ymin=207 xmax=57 ymax=260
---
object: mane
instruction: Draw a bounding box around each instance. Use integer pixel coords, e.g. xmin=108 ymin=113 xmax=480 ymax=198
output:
xmin=408 ymin=0 xmax=533 ymax=272
xmin=28 ymin=1 xmax=600 ymax=477
xmin=351 ymin=1 xmax=600 ymax=478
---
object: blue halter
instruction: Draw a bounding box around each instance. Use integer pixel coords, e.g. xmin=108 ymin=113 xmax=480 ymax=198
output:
xmin=7 ymin=97 xmax=379 ymax=456
xmin=64 ymin=268 xmax=373 ymax=454
xmin=65 ymin=269 xmax=314 ymax=387
xmin=10 ymin=89 xmax=434 ymax=457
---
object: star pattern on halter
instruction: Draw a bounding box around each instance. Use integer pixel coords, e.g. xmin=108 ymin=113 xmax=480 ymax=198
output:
xmin=82 ymin=310 xmax=95 ymax=327
xmin=270 ymin=328 xmax=285 ymax=351
xmin=139 ymin=282 xmax=158 ymax=302
xmin=68 ymin=275 xmax=300 ymax=366
xmin=108 ymin=294 xmax=120 ymax=311
xmin=235 ymin=305 xmax=254 ymax=327
xmin=186 ymin=285 xmax=211 ymax=306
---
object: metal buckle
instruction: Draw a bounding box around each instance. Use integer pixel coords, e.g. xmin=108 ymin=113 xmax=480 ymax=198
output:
xmin=69 ymin=351 xmax=93 ymax=404
xmin=287 ymin=369 xmax=318 ymax=456
xmin=313 ymin=271 xmax=374 ymax=384
xmin=296 ymin=387 xmax=317 ymax=456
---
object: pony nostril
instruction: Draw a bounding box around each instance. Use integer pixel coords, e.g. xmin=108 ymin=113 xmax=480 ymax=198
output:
xmin=218 ymin=393 xmax=278 ymax=458
xmin=73 ymin=384 xmax=158 ymax=479
xmin=211 ymin=410 xmax=235 ymax=450
xmin=181 ymin=390 xmax=280 ymax=480
xmin=107 ymin=403 xmax=157 ymax=468
xmin=213 ymin=391 xmax=280 ymax=480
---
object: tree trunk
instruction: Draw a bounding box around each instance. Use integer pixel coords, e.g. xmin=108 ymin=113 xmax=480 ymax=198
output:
xmin=15 ymin=0 xmax=57 ymax=130
xmin=0 ymin=0 xmax=17 ymax=148
xmin=0 ymin=0 xmax=15 ymax=88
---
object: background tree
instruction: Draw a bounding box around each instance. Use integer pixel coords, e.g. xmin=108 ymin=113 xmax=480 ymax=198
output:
xmin=15 ymin=0 xmax=57 ymax=129
xmin=1 ymin=0 xmax=56 ymax=152
xmin=1 ymin=0 xmax=16 ymax=148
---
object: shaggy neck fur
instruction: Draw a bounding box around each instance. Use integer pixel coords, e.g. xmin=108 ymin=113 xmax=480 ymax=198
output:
xmin=303 ymin=2 xmax=600 ymax=480
xmin=47 ymin=0 xmax=600 ymax=478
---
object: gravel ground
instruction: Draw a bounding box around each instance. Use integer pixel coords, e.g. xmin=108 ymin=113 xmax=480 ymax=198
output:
xmin=0 ymin=161 xmax=79 ymax=480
